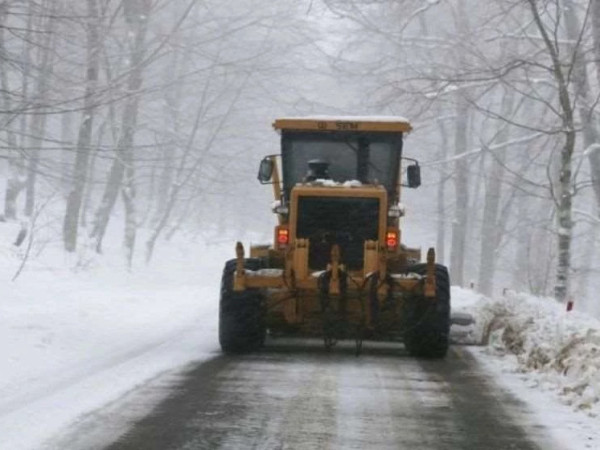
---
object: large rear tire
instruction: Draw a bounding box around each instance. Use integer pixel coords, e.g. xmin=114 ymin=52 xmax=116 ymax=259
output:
xmin=403 ymin=264 xmax=451 ymax=358
xmin=219 ymin=259 xmax=266 ymax=354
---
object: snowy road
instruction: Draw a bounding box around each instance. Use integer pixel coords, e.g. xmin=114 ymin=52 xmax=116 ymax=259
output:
xmin=2 ymin=231 xmax=597 ymax=450
xmin=97 ymin=340 xmax=557 ymax=450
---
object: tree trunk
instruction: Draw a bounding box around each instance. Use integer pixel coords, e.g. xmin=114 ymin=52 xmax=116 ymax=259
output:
xmin=450 ymin=99 xmax=470 ymax=286
xmin=24 ymin=119 xmax=44 ymax=216
xmin=591 ymin=0 xmax=600 ymax=87
xmin=122 ymin=174 xmax=137 ymax=268
xmin=477 ymin=154 xmax=503 ymax=296
xmin=0 ymin=7 xmax=25 ymax=219
xmin=91 ymin=158 xmax=125 ymax=252
xmin=3 ymin=148 xmax=26 ymax=220
xmin=81 ymin=122 xmax=104 ymax=228
xmin=60 ymin=111 xmax=74 ymax=192
xmin=436 ymin=119 xmax=448 ymax=265
xmin=24 ymin=2 xmax=56 ymax=217
xmin=91 ymin=0 xmax=150 ymax=254
xmin=63 ymin=0 xmax=100 ymax=252
xmin=566 ymin=0 xmax=600 ymax=212
xmin=448 ymin=0 xmax=472 ymax=287
xmin=527 ymin=0 xmax=576 ymax=302
xmin=466 ymin=146 xmax=484 ymax=286
xmin=555 ymin=131 xmax=575 ymax=302
xmin=477 ymin=90 xmax=514 ymax=296
xmin=19 ymin=3 xmax=34 ymax=217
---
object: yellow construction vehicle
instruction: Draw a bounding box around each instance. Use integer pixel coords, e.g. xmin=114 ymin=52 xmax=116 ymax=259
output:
xmin=219 ymin=116 xmax=450 ymax=357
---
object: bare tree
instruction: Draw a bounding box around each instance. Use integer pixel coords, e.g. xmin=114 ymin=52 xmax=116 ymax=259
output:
xmin=564 ymin=0 xmax=600 ymax=214
xmin=0 ymin=2 xmax=26 ymax=219
xmin=24 ymin=0 xmax=57 ymax=217
xmin=477 ymin=90 xmax=514 ymax=295
xmin=63 ymin=0 xmax=101 ymax=252
xmin=449 ymin=97 xmax=470 ymax=286
xmin=524 ymin=0 xmax=576 ymax=301
xmin=90 ymin=0 xmax=151 ymax=258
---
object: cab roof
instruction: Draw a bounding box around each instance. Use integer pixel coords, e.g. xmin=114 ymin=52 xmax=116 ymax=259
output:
xmin=273 ymin=115 xmax=412 ymax=133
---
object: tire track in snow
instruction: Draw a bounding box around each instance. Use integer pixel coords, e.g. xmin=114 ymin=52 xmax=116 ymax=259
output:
xmin=100 ymin=341 xmax=559 ymax=450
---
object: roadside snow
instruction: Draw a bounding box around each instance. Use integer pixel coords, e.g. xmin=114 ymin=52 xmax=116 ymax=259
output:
xmin=452 ymin=287 xmax=600 ymax=416
xmin=0 ymin=221 xmax=231 ymax=450
xmin=452 ymin=287 xmax=600 ymax=449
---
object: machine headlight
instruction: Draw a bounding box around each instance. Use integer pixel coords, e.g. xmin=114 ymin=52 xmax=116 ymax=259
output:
xmin=272 ymin=200 xmax=289 ymax=215
xmin=388 ymin=203 xmax=405 ymax=218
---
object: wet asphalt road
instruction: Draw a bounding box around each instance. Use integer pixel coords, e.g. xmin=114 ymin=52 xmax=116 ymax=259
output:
xmin=104 ymin=340 xmax=555 ymax=450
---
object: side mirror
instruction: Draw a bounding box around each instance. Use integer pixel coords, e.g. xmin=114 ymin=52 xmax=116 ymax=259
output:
xmin=407 ymin=163 xmax=421 ymax=188
xmin=258 ymin=158 xmax=274 ymax=183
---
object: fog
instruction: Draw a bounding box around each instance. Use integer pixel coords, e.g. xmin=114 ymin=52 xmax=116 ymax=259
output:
xmin=1 ymin=0 xmax=599 ymax=316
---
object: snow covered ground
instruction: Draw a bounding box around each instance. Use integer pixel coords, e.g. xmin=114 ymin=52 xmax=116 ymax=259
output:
xmin=0 ymin=220 xmax=235 ymax=450
xmin=2 ymin=216 xmax=600 ymax=449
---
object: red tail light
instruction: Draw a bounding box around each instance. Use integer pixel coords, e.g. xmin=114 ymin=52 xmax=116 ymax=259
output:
xmin=386 ymin=229 xmax=398 ymax=251
xmin=276 ymin=226 xmax=289 ymax=248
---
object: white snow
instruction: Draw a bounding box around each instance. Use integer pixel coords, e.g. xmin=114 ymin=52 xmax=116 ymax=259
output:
xmin=0 ymin=221 xmax=227 ymax=450
xmin=3 ymin=214 xmax=600 ymax=450
xmin=247 ymin=268 xmax=284 ymax=277
xmin=312 ymin=178 xmax=339 ymax=187
xmin=302 ymin=179 xmax=363 ymax=187
xmin=278 ymin=115 xmax=411 ymax=124
xmin=271 ymin=200 xmax=288 ymax=214
xmin=452 ymin=287 xmax=600 ymax=448
xmin=390 ymin=272 xmax=422 ymax=280
xmin=583 ymin=143 xmax=600 ymax=157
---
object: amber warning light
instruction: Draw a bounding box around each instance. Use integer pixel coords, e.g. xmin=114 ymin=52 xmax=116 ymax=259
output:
xmin=276 ymin=226 xmax=289 ymax=248
xmin=386 ymin=230 xmax=398 ymax=250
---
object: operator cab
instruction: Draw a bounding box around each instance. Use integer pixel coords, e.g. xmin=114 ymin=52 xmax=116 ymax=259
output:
xmin=282 ymin=130 xmax=404 ymax=201
xmin=259 ymin=116 xmax=420 ymax=204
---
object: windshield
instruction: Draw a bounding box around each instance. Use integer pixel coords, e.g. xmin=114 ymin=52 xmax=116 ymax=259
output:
xmin=281 ymin=131 xmax=402 ymax=198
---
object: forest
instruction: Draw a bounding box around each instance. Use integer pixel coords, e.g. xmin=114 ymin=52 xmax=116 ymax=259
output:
xmin=1 ymin=0 xmax=599 ymax=316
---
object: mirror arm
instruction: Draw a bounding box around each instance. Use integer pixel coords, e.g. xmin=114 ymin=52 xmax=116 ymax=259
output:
xmin=258 ymin=155 xmax=283 ymax=224
xmin=402 ymin=156 xmax=419 ymax=165
xmin=270 ymin=156 xmax=283 ymax=218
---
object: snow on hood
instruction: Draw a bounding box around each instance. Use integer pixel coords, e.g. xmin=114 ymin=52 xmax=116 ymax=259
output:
xmin=303 ymin=179 xmax=363 ymax=187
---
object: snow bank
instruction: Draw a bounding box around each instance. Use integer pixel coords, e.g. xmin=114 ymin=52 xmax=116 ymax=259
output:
xmin=453 ymin=287 xmax=600 ymax=416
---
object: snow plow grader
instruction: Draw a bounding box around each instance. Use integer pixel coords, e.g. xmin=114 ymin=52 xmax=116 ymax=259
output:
xmin=219 ymin=116 xmax=451 ymax=357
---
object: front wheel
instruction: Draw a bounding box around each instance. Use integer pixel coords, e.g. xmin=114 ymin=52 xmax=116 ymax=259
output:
xmin=403 ymin=264 xmax=451 ymax=358
xmin=218 ymin=259 xmax=266 ymax=354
